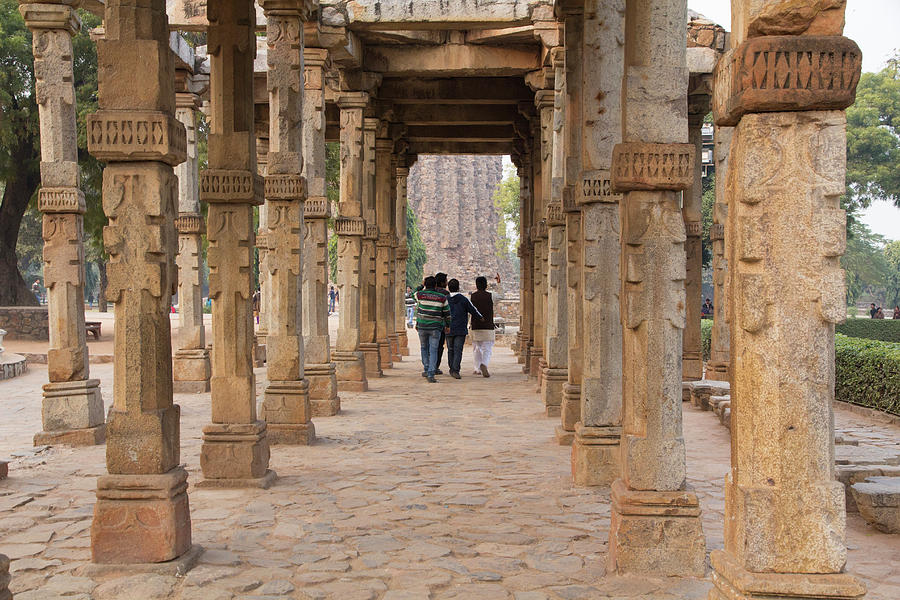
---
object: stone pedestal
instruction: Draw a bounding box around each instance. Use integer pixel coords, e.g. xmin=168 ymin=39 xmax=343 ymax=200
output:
xmin=173 ymin=348 xmax=210 ymax=393
xmin=261 ymin=380 xmax=314 ymax=445
xmin=34 ymin=379 xmax=105 ymax=446
xmin=557 ymin=383 xmax=580 ymax=446
xmin=199 ymin=421 xmax=274 ymax=487
xmin=334 ymin=350 xmax=368 ymax=392
xmin=572 ymin=424 xmax=621 ymax=486
xmin=305 ymin=363 xmax=340 ymax=416
xmin=609 ymin=479 xmax=706 ymax=577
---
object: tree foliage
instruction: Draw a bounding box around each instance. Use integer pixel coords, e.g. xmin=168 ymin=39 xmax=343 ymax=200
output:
xmin=884 ymin=240 xmax=900 ymax=308
xmin=842 ymin=220 xmax=890 ymax=305
xmin=700 ymin=173 xmax=714 ymax=269
xmin=492 ymin=165 xmax=519 ymax=263
xmin=406 ymin=205 xmax=427 ymax=288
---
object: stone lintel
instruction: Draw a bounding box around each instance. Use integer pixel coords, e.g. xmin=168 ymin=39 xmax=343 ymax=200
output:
xmin=38 ymin=186 xmax=86 ymax=214
xmin=579 ymin=169 xmax=621 ymax=205
xmin=335 ymin=217 xmax=366 ymax=236
xmin=265 ymin=174 xmax=307 ymax=201
xmin=545 ymin=201 xmax=564 ymax=226
xmin=19 ymin=1 xmax=80 ymax=34
xmin=87 ymin=110 xmax=187 ymax=166
xmin=175 ymin=213 xmax=205 ymax=235
xmin=199 ymin=169 xmax=265 ymax=205
xmin=713 ymin=36 xmax=862 ymax=127
xmin=305 ymin=196 xmax=331 ymax=219
xmin=685 ymin=220 xmax=702 ymax=238
xmin=611 ymin=143 xmax=694 ymax=193
xmin=711 ymin=223 xmax=725 ymax=241
xmin=709 ymin=550 xmax=866 ymax=600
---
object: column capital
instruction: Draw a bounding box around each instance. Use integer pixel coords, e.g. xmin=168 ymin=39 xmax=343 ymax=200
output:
xmin=258 ymin=0 xmax=315 ymax=19
xmin=335 ymin=216 xmax=365 ymax=237
xmin=176 ymin=91 xmax=202 ymax=111
xmin=710 ymin=223 xmax=725 ymax=241
xmin=535 ymin=89 xmax=555 ymax=110
xmin=551 ymin=46 xmax=565 ymax=68
xmin=395 ymin=167 xmax=409 ymax=178
xmin=200 ymin=169 xmax=265 ymax=205
xmin=611 ymin=143 xmax=694 ymax=193
xmin=713 ymin=35 xmax=862 ymax=127
xmin=363 ymin=117 xmax=379 ymax=131
xmin=303 ymin=47 xmax=329 ymax=68
xmin=304 ymin=197 xmax=331 ymax=219
xmin=265 ymin=174 xmax=307 ymax=201
xmin=375 ymin=138 xmax=393 ymax=152
xmin=338 ymin=92 xmax=370 ymax=110
xmin=684 ymin=220 xmax=702 ymax=238
xmin=545 ymin=201 xmax=564 ymax=226
xmin=175 ymin=213 xmax=205 ymax=235
xmin=38 ymin=186 xmax=85 ymax=214
xmin=87 ymin=111 xmax=187 ymax=166
xmin=578 ymin=169 xmax=621 ymax=205
xmin=18 ymin=1 xmax=80 ymax=34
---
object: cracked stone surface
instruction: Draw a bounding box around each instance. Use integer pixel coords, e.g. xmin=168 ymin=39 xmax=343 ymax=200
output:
xmin=0 ymin=328 xmax=898 ymax=598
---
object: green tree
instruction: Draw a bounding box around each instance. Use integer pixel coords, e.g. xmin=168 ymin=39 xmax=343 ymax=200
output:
xmin=492 ymin=165 xmax=519 ymax=262
xmin=842 ymin=220 xmax=890 ymax=305
xmin=700 ymin=173 xmax=715 ymax=269
xmin=325 ymin=142 xmax=340 ymax=282
xmin=884 ymin=240 xmax=900 ymax=307
xmin=406 ymin=205 xmax=427 ymax=288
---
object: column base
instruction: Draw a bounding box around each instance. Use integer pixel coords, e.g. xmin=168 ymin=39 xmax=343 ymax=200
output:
xmin=555 ymin=426 xmax=575 ymax=446
xmin=528 ymin=352 xmax=543 ymax=380
xmin=522 ymin=344 xmax=533 ymax=372
xmin=609 ymin=478 xmax=706 ymax=577
xmin=359 ymin=343 xmax=383 ymax=377
xmin=200 ymin=421 xmax=272 ymax=483
xmin=38 ymin=379 xmax=105 ymax=446
xmin=91 ymin=467 xmax=192 ymax=564
xmin=260 ymin=380 xmax=314 ymax=445
xmin=173 ymin=348 xmax=211 ymax=393
xmin=540 ymin=367 xmax=566 ymax=417
xmin=378 ymin=339 xmax=394 ymax=370
xmin=706 ymin=360 xmax=730 ymax=382
xmin=306 ymin=363 xmax=341 ymax=417
xmin=194 ymin=470 xmax=276 ymax=490
xmin=397 ymin=330 xmax=409 ymax=356
xmin=683 ymin=355 xmax=703 ymax=383
xmin=253 ymin=336 xmax=266 ymax=368
xmin=0 ymin=554 xmax=9 ymax=600
xmin=709 ymin=550 xmax=866 ymax=600
xmin=388 ymin=333 xmax=402 ymax=361
xmin=334 ymin=350 xmax=369 ymax=391
xmin=81 ymin=544 xmax=202 ymax=578
xmin=536 ymin=358 xmax=547 ymax=387
xmin=560 ymin=383 xmax=581 ymax=441
xmin=572 ymin=424 xmax=622 ymax=486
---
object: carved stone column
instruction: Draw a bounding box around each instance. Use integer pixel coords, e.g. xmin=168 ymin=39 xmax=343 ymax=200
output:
xmin=258 ymin=0 xmax=315 ymax=446
xmin=541 ymin=49 xmax=568 ymax=418
xmin=358 ymin=117 xmax=382 ymax=378
xmin=709 ymin=8 xmax=866 ymax=598
xmin=682 ymin=106 xmax=707 ymax=383
xmin=532 ymin=92 xmax=553 ymax=390
xmin=394 ymin=166 xmax=410 ymax=356
xmin=518 ymin=163 xmax=534 ymax=369
xmin=199 ymin=0 xmax=274 ymax=487
xmin=301 ymin=47 xmax=339 ymax=416
xmin=386 ymin=155 xmax=401 ymax=362
xmin=375 ymin=135 xmax=395 ymax=370
xmin=559 ymin=7 xmax=583 ymax=447
xmin=333 ymin=93 xmax=369 ymax=392
xmin=86 ymin=0 xmax=192 ymax=563
xmin=22 ymin=0 xmax=105 ymax=447
xmin=706 ymin=126 xmax=732 ymax=382
xmin=607 ymin=0 xmax=705 ymax=577
xmin=571 ymin=0 xmax=623 ymax=486
xmin=173 ymin=86 xmax=210 ymax=394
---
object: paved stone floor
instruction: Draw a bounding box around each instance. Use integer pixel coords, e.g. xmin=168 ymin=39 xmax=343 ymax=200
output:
xmin=1 ymin=337 xmax=898 ymax=599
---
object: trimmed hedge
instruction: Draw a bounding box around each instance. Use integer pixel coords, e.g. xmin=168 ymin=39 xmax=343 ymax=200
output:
xmin=835 ymin=318 xmax=900 ymax=343
xmin=701 ymin=318 xmax=712 ymax=361
xmin=835 ymin=334 xmax=900 ymax=417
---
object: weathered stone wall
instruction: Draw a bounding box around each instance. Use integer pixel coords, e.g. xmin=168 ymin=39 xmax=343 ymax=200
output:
xmin=0 ymin=307 xmax=50 ymax=341
xmin=407 ymin=155 xmax=519 ymax=292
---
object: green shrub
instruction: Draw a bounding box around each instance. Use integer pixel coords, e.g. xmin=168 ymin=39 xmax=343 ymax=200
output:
xmin=835 ymin=334 xmax=900 ymax=416
xmin=701 ymin=318 xmax=712 ymax=362
xmin=835 ymin=318 xmax=900 ymax=343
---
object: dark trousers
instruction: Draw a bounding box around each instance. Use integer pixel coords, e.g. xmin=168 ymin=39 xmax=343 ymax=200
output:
xmin=436 ymin=329 xmax=446 ymax=369
xmin=446 ymin=334 xmax=466 ymax=374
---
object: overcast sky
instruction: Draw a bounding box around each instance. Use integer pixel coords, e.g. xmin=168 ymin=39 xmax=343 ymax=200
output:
xmin=689 ymin=0 xmax=900 ymax=241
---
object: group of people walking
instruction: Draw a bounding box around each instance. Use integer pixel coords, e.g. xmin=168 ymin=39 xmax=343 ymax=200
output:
xmin=410 ymin=273 xmax=495 ymax=383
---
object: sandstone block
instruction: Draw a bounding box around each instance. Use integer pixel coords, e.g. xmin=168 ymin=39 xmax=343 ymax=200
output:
xmin=851 ymin=477 xmax=900 ymax=533
xmin=200 ymin=421 xmax=271 ymax=481
xmin=689 ymin=380 xmax=731 ymax=411
xmin=611 ymin=143 xmax=694 ymax=192
xmin=572 ymin=424 xmax=621 ymax=487
xmin=87 ymin=110 xmax=187 ymax=166
xmin=40 ymin=379 xmax=104 ymax=431
xmin=106 ymin=405 xmax=180 ymax=475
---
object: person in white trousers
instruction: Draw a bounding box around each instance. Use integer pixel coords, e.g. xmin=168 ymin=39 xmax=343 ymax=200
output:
xmin=469 ymin=276 xmax=495 ymax=377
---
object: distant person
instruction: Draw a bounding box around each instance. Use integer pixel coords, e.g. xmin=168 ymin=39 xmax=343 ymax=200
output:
xmin=252 ymin=290 xmax=261 ymax=324
xmin=433 ymin=272 xmax=450 ymax=375
xmin=870 ymin=303 xmax=878 ymax=318
xmin=470 ymin=276 xmax=495 ymax=378
xmin=875 ymin=307 xmax=886 ymax=319
xmin=405 ymin=286 xmax=416 ymax=327
xmin=894 ymin=306 xmax=900 ymax=320
xmin=87 ymin=292 xmax=94 ymax=308
xmin=414 ymin=276 xmax=450 ymax=383
xmin=701 ymin=297 xmax=713 ymax=317
xmin=32 ymin=279 xmax=41 ymax=303
xmin=446 ymin=278 xmax=483 ymax=379
xmin=328 ymin=285 xmax=337 ymax=314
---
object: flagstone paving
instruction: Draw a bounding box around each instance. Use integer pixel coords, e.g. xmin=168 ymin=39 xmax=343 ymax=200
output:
xmin=1 ymin=342 xmax=898 ymax=599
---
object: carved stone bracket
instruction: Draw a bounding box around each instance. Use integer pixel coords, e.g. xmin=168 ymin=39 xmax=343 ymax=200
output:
xmin=713 ymin=35 xmax=862 ymax=127
xmin=175 ymin=213 xmax=205 ymax=235
xmin=365 ymin=224 xmax=378 ymax=240
xmin=335 ymin=217 xmax=365 ymax=237
xmin=38 ymin=186 xmax=85 ymax=214
xmin=685 ymin=220 xmax=702 ymax=238
xmin=579 ymin=169 xmax=621 ymax=205
xmin=87 ymin=111 xmax=187 ymax=166
xmin=265 ymin=174 xmax=307 ymax=201
xmin=200 ymin=169 xmax=264 ymax=205
xmin=611 ymin=143 xmax=694 ymax=193
xmin=304 ymin=196 xmax=330 ymax=219
xmin=711 ymin=223 xmax=725 ymax=241
xmin=18 ymin=2 xmax=79 ymax=33
xmin=256 ymin=233 xmax=269 ymax=250
xmin=545 ymin=201 xmax=565 ymax=226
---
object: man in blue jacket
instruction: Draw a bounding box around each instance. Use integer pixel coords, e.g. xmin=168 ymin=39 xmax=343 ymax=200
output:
xmin=446 ymin=278 xmax=483 ymax=379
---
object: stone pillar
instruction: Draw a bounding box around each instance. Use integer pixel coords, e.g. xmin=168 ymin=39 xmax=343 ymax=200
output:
xmin=386 ymin=156 xmax=401 ymax=362
xmin=358 ymin=117 xmax=382 ymax=378
xmin=518 ymin=163 xmax=534 ymax=369
xmin=571 ymin=0 xmax=624 ymax=486
xmin=173 ymin=86 xmax=210 ymax=394
xmin=682 ymin=108 xmax=706 ymax=383
xmin=375 ymin=135 xmax=395 ymax=370
xmin=541 ymin=48 xmax=568 ymax=418
xmin=0 ymin=554 xmax=8 ymax=600
xmin=86 ymin=0 xmax=192 ymax=563
xmin=394 ymin=166 xmax=410 ymax=356
xmin=706 ymin=126 xmax=732 ymax=382
xmin=199 ymin=0 xmax=274 ymax=487
xmin=531 ymin=94 xmax=553 ymax=387
xmin=607 ymin=0 xmax=705 ymax=576
xmin=301 ymin=47 xmax=340 ymax=416
xmin=333 ymin=93 xmax=369 ymax=392
xmin=22 ymin=0 xmax=105 ymax=447
xmin=708 ymin=6 xmax=866 ymax=597
xmin=559 ymin=7 xmax=583 ymax=447
xmin=258 ymin=0 xmax=315 ymax=446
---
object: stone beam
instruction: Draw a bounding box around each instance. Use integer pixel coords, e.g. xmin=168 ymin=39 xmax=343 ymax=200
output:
xmin=166 ymin=0 xmax=266 ymax=31
xmin=466 ymin=25 xmax=536 ymax=44
xmin=406 ymin=141 xmax=513 ymax=155
xmin=320 ymin=0 xmax=544 ymax=31
xmin=378 ymin=77 xmax=532 ymax=104
xmin=392 ymin=104 xmax=521 ymax=125
xmin=405 ymin=125 xmax=516 ymax=142
xmin=363 ymin=44 xmax=540 ymax=76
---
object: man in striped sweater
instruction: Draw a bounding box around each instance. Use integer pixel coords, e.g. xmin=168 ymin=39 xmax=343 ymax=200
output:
xmin=414 ymin=275 xmax=451 ymax=383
